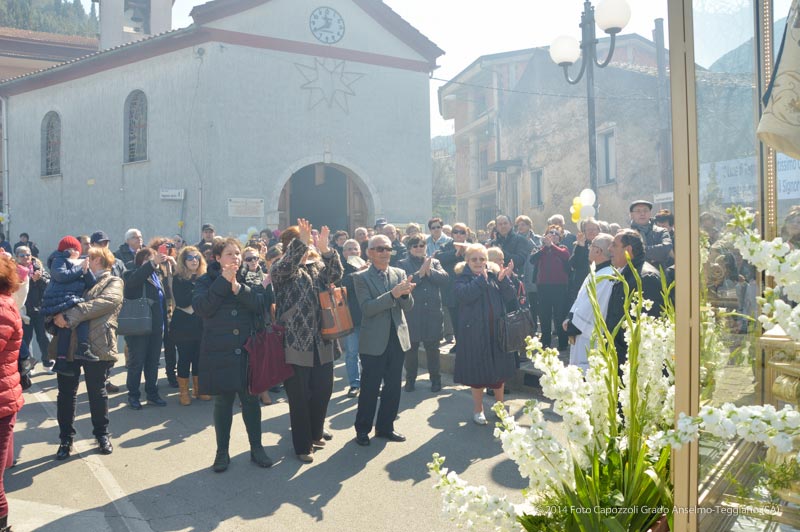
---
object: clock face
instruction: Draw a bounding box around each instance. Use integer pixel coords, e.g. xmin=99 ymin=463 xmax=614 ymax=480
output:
xmin=309 ymin=7 xmax=345 ymax=44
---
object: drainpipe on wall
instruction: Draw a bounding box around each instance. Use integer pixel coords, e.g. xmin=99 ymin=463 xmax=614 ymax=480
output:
xmin=0 ymin=96 xmax=9 ymax=237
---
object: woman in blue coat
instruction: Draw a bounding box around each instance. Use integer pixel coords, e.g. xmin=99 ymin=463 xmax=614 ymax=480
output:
xmin=453 ymin=244 xmax=517 ymax=425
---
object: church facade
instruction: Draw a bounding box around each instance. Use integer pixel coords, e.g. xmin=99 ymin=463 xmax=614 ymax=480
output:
xmin=0 ymin=0 xmax=442 ymax=249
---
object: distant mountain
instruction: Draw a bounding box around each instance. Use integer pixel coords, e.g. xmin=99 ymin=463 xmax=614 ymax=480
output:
xmin=710 ymin=17 xmax=787 ymax=74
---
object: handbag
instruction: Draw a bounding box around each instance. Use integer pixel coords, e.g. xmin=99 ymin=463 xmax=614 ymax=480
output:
xmin=319 ymin=284 xmax=354 ymax=340
xmin=497 ymin=281 xmax=535 ymax=353
xmin=245 ymin=322 xmax=294 ymax=395
xmin=117 ymin=284 xmax=153 ymax=337
xmin=757 ymin=0 xmax=800 ymax=157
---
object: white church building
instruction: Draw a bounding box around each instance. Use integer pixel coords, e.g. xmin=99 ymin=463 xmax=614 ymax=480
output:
xmin=0 ymin=0 xmax=442 ymax=249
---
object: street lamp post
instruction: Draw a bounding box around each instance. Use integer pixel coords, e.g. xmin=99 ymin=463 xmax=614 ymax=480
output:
xmin=549 ymin=0 xmax=631 ymax=198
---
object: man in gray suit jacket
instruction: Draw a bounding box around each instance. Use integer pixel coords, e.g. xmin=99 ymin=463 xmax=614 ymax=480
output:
xmin=353 ymin=235 xmax=415 ymax=446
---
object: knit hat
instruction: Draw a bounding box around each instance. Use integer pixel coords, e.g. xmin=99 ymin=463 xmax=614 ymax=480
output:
xmin=57 ymin=235 xmax=82 ymax=252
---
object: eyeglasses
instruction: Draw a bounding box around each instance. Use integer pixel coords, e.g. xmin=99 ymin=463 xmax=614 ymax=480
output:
xmin=548 ymin=231 xmax=560 ymax=236
xmin=430 ymin=226 xmax=442 ymax=230
xmin=16 ymin=253 xmax=30 ymax=258
xmin=411 ymin=244 xmax=426 ymax=249
xmin=370 ymin=246 xmax=393 ymax=253
xmin=451 ymin=229 xmax=466 ymax=235
xmin=185 ymin=255 xmax=201 ymax=261
xmin=244 ymin=256 xmax=260 ymax=262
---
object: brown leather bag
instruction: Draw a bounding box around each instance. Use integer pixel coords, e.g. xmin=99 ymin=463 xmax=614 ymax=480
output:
xmin=319 ymin=285 xmax=354 ymax=340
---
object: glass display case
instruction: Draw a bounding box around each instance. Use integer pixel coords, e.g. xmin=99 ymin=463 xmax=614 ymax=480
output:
xmin=669 ymin=0 xmax=800 ymax=529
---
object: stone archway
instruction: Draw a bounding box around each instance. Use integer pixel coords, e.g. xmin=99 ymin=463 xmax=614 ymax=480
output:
xmin=277 ymin=163 xmax=373 ymax=232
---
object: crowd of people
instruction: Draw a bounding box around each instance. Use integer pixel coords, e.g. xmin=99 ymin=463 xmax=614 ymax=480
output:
xmin=0 ymin=199 xmax=703 ymax=530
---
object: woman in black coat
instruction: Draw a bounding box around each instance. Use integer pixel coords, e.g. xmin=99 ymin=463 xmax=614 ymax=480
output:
xmin=397 ymin=235 xmax=448 ymax=392
xmin=123 ymin=248 xmax=169 ymax=410
xmin=170 ymin=246 xmax=207 ymax=406
xmin=192 ymin=237 xmax=273 ymax=473
xmin=453 ymin=244 xmax=517 ymax=426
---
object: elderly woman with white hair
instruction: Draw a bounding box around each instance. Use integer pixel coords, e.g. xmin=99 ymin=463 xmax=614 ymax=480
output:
xmin=453 ymin=244 xmax=517 ymax=425
xmin=562 ymin=233 xmax=615 ymax=370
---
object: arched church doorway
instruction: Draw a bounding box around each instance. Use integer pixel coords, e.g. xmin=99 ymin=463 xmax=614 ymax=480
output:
xmin=278 ymin=163 xmax=371 ymax=232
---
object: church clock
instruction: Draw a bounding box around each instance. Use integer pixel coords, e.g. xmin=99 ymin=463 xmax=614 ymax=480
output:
xmin=309 ymin=7 xmax=345 ymax=44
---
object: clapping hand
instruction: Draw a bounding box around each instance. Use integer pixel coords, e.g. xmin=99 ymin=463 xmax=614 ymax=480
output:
xmin=577 ymin=231 xmax=586 ymax=246
xmin=81 ymin=258 xmax=89 ymax=272
xmin=419 ymin=257 xmax=432 ymax=277
xmin=391 ymin=275 xmax=416 ymax=298
xmin=498 ymin=260 xmax=514 ymax=281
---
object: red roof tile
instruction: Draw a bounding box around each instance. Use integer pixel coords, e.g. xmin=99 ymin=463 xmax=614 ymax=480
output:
xmin=0 ymin=26 xmax=98 ymax=49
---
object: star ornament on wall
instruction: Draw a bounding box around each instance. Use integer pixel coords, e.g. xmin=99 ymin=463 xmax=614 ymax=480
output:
xmin=296 ymin=58 xmax=364 ymax=113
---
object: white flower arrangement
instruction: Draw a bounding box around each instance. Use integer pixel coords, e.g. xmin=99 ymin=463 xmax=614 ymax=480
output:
xmin=428 ymin=231 xmax=800 ymax=532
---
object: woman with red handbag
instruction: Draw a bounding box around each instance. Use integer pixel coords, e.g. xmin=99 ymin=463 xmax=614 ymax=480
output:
xmin=270 ymin=219 xmax=343 ymax=464
xmin=192 ymin=238 xmax=273 ymax=473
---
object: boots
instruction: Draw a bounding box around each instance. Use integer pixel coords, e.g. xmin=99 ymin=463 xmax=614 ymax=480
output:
xmin=430 ymin=376 xmax=442 ymax=393
xmin=177 ymin=377 xmax=191 ymax=406
xmin=193 ymin=376 xmax=211 ymax=400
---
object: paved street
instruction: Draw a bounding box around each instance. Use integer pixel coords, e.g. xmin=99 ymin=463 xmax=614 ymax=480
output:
xmin=6 ymin=354 xmax=546 ymax=532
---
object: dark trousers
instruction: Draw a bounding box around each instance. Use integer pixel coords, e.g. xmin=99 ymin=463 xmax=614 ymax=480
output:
xmin=447 ymin=306 xmax=459 ymax=344
xmin=126 ymin=332 xmax=162 ymax=400
xmin=404 ymin=340 xmax=441 ymax=382
xmin=22 ymin=313 xmax=50 ymax=360
xmin=163 ymin=329 xmax=177 ymax=379
xmin=55 ymin=322 xmax=89 ymax=359
xmin=56 ymin=361 xmax=113 ymax=440
xmin=355 ymin=325 xmax=405 ymax=435
xmin=0 ymin=413 xmax=14 ymax=518
xmin=538 ymin=284 xmax=568 ymax=350
xmin=527 ymin=291 xmax=539 ymax=335
xmin=176 ymin=340 xmax=200 ymax=378
xmin=213 ymin=390 xmax=262 ymax=452
xmin=283 ymin=359 xmax=334 ymax=455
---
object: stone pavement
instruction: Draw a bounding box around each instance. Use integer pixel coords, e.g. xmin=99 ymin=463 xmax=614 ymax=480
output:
xmin=5 ymin=354 xmax=556 ymax=532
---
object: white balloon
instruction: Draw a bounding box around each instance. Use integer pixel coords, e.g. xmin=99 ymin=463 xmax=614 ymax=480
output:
xmin=579 ymin=188 xmax=596 ymax=206
xmin=580 ymin=205 xmax=596 ymax=219
xmin=569 ymin=206 xmax=576 ymax=214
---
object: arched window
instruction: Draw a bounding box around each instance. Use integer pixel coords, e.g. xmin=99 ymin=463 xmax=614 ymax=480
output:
xmin=41 ymin=111 xmax=61 ymax=176
xmin=124 ymin=90 xmax=147 ymax=162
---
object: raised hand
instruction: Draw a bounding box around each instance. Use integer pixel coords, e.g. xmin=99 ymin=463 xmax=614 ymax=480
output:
xmin=318 ymin=226 xmax=331 ymax=254
xmin=297 ymin=218 xmax=312 ymax=245
xmin=498 ymin=260 xmax=514 ymax=281
xmin=577 ymin=231 xmax=586 ymax=246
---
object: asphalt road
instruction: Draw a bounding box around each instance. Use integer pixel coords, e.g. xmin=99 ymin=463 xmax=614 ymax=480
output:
xmin=6 ymin=356 xmax=549 ymax=532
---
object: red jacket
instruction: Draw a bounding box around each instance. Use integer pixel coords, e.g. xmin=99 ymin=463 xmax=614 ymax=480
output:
xmin=531 ymin=244 xmax=570 ymax=285
xmin=0 ymin=293 xmax=23 ymax=419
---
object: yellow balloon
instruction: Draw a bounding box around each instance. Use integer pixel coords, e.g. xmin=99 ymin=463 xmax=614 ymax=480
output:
xmin=571 ymin=210 xmax=581 ymax=223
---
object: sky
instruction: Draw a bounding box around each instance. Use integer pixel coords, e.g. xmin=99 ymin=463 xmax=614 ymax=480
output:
xmin=80 ymin=0 xmax=758 ymax=137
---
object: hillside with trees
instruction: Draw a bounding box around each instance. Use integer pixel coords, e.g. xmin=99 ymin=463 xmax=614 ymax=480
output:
xmin=0 ymin=0 xmax=98 ymax=37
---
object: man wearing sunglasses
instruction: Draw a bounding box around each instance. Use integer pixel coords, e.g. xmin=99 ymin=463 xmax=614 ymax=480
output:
xmin=352 ymin=235 xmax=416 ymax=447
xmin=425 ymin=217 xmax=452 ymax=257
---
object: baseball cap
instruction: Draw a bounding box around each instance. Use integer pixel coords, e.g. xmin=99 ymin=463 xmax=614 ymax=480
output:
xmin=202 ymin=223 xmax=215 ymax=232
xmin=374 ymin=218 xmax=388 ymax=229
xmin=90 ymin=231 xmax=110 ymax=244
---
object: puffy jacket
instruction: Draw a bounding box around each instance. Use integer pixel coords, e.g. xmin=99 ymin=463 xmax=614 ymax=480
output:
xmin=434 ymin=240 xmax=462 ymax=308
xmin=193 ymin=261 xmax=269 ymax=394
xmin=55 ymin=271 xmax=124 ymax=362
xmin=0 ymin=293 xmax=23 ymax=419
xmin=41 ymin=252 xmax=94 ymax=316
